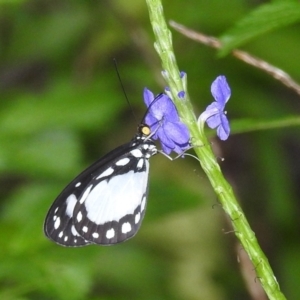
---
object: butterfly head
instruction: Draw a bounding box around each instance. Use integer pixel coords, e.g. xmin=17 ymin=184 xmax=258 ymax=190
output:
xmin=138 ymin=123 xmax=151 ymax=137
xmin=133 ymin=123 xmax=157 ymax=152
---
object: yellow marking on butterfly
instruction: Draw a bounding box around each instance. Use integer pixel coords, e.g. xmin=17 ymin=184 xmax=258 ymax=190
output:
xmin=141 ymin=125 xmax=151 ymax=136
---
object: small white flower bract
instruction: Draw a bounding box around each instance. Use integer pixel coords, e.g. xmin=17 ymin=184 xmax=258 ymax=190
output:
xmin=44 ymin=124 xmax=157 ymax=247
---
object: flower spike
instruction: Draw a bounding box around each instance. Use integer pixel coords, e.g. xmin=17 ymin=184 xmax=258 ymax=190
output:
xmin=143 ymin=88 xmax=190 ymax=154
xmin=199 ymin=76 xmax=231 ymax=140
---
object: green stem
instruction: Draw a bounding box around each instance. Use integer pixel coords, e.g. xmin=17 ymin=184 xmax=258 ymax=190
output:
xmin=145 ymin=0 xmax=287 ymax=299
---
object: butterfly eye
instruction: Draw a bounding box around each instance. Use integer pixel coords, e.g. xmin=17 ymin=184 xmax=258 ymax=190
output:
xmin=140 ymin=125 xmax=151 ymax=136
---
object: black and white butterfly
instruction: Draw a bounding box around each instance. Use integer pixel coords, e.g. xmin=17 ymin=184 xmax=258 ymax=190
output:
xmin=44 ymin=87 xmax=190 ymax=247
xmin=44 ymin=123 xmax=158 ymax=246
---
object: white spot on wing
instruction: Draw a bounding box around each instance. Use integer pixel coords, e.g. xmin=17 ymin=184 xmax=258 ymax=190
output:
xmin=130 ymin=149 xmax=142 ymax=158
xmin=54 ymin=217 xmax=60 ymax=229
xmin=54 ymin=207 xmax=59 ymax=214
xmin=97 ymin=167 xmax=114 ymax=179
xmin=82 ymin=226 xmax=88 ymax=233
xmin=92 ymin=232 xmax=99 ymax=238
xmin=66 ymin=194 xmax=77 ymax=217
xmin=79 ymin=185 xmax=93 ymax=204
xmin=77 ymin=211 xmax=83 ymax=222
xmin=106 ymin=228 xmax=115 ymax=239
xmin=71 ymin=225 xmax=79 ymax=236
xmin=75 ymin=182 xmax=81 ymax=187
xmin=64 ymin=236 xmax=68 ymax=242
xmin=146 ymin=145 xmax=157 ymax=158
xmin=137 ymin=159 xmax=144 ymax=169
xmin=122 ymin=222 xmax=132 ymax=234
xmin=116 ymin=158 xmax=130 ymax=166
xmin=84 ymin=160 xmax=150 ymax=225
xmin=135 ymin=212 xmax=141 ymax=224
xmin=141 ymin=196 xmax=146 ymax=212
xmin=58 ymin=231 xmax=63 ymax=238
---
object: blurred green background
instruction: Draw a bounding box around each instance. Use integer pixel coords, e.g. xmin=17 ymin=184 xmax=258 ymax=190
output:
xmin=1 ymin=0 xmax=300 ymax=299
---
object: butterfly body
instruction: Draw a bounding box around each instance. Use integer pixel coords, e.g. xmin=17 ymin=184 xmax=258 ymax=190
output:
xmin=44 ymin=128 xmax=157 ymax=246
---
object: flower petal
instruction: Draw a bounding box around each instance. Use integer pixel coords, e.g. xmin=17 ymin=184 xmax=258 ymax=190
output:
xmin=143 ymin=87 xmax=191 ymax=154
xmin=157 ymin=129 xmax=175 ymax=154
xmin=211 ymin=76 xmax=231 ymax=109
xmin=203 ymin=102 xmax=222 ymax=119
xmin=206 ymin=113 xmax=221 ymax=129
xmin=149 ymin=95 xmax=179 ymax=123
xmin=143 ymin=88 xmax=155 ymax=107
xmin=164 ymin=122 xmax=190 ymax=146
xmin=217 ymin=114 xmax=230 ymax=140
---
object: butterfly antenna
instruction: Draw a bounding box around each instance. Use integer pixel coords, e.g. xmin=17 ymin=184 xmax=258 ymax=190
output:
xmin=113 ymin=58 xmax=138 ymax=123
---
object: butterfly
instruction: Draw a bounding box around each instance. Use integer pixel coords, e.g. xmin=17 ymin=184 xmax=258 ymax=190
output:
xmin=44 ymin=88 xmax=190 ymax=247
xmin=44 ymin=123 xmax=158 ymax=246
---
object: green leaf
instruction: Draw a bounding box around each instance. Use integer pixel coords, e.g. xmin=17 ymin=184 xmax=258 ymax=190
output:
xmin=0 ymin=78 xmax=122 ymax=136
xmin=5 ymin=7 xmax=90 ymax=61
xmin=0 ymin=0 xmax=26 ymax=4
xmin=219 ymin=1 xmax=300 ymax=55
xmin=230 ymin=115 xmax=300 ymax=135
xmin=0 ymin=130 xmax=83 ymax=178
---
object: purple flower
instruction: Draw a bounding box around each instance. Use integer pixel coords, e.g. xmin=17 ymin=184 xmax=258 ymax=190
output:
xmin=143 ymin=88 xmax=190 ymax=155
xmin=199 ymin=76 xmax=231 ymax=140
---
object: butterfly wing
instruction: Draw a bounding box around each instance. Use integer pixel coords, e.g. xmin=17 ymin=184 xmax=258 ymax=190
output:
xmin=44 ymin=195 xmax=90 ymax=246
xmin=73 ymin=157 xmax=150 ymax=245
xmin=44 ymin=142 xmax=135 ymax=247
xmin=44 ymin=139 xmax=156 ymax=247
